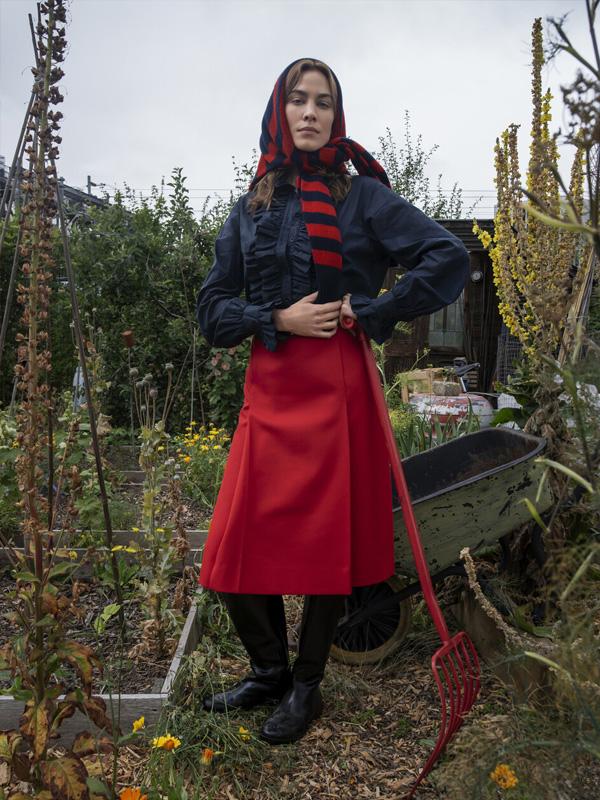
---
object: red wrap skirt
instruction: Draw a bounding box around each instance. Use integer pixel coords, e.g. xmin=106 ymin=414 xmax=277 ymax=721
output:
xmin=198 ymin=326 xmax=395 ymax=595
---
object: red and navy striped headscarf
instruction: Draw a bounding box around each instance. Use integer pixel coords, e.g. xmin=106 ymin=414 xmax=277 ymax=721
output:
xmin=249 ymin=58 xmax=391 ymax=303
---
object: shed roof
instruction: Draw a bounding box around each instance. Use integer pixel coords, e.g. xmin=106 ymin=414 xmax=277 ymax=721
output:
xmin=434 ymin=218 xmax=495 ymax=252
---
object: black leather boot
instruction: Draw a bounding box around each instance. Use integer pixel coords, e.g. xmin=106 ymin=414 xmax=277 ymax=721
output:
xmin=202 ymin=593 xmax=292 ymax=713
xmin=260 ymin=594 xmax=346 ymax=744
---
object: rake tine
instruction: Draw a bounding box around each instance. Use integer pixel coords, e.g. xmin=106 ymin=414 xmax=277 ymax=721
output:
xmin=437 ymin=654 xmax=457 ymax=733
xmin=449 ymin=647 xmax=468 ymax=725
xmin=442 ymin=651 xmax=464 ymax=740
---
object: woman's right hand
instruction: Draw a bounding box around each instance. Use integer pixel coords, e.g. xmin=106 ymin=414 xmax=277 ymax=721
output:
xmin=272 ymin=291 xmax=342 ymax=338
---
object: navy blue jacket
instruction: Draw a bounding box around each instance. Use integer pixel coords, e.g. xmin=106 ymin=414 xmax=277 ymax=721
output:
xmin=195 ymin=175 xmax=470 ymax=351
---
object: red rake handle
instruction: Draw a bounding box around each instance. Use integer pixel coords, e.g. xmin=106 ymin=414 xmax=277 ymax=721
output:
xmin=341 ymin=316 xmax=451 ymax=643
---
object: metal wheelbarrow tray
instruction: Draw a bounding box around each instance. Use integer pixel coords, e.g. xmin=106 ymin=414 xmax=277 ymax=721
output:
xmin=394 ymin=427 xmax=552 ymax=576
xmin=331 ymin=427 xmax=552 ymax=665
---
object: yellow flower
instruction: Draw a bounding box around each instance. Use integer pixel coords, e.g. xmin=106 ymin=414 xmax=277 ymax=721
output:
xmin=132 ymin=715 xmax=145 ymax=732
xmin=67 ymin=550 xmax=78 ymax=560
xmin=200 ymin=747 xmax=215 ymax=764
xmin=157 ymin=446 xmax=165 ymax=451
xmin=131 ymin=527 xmax=140 ymax=533
xmin=119 ymin=789 xmax=147 ymax=800
xmin=111 ymin=545 xmax=137 ymax=553
xmin=151 ymin=733 xmax=181 ymax=751
xmin=490 ymin=763 xmax=518 ymax=790
xmin=183 ymin=455 xmax=191 ymax=463
xmin=156 ymin=527 xmax=165 ymax=533
xmin=238 ymin=726 xmax=251 ymax=742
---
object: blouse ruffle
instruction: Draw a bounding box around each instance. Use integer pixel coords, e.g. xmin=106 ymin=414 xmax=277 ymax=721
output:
xmin=246 ymin=204 xmax=283 ymax=303
xmin=245 ymin=197 xmax=292 ymax=350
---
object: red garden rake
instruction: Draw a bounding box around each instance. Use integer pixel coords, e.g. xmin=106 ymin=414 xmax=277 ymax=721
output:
xmin=341 ymin=317 xmax=481 ymax=798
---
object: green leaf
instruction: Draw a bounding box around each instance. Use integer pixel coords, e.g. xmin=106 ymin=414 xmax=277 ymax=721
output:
xmin=535 ymin=467 xmax=550 ymax=505
xmin=35 ymin=614 xmax=58 ymax=628
xmin=48 ymin=561 xmax=79 ymax=581
xmin=92 ymin=603 xmax=121 ymax=635
xmin=490 ymin=407 xmax=517 ymax=426
xmin=535 ymin=457 xmax=595 ymax=494
xmin=512 ymin=605 xmax=554 ymax=639
xmin=526 ymin=203 xmax=592 ymax=234
xmin=520 ymin=498 xmax=549 ymax=534
xmin=14 ymin=571 xmax=40 ymax=584
xmin=85 ymin=778 xmax=111 ymax=799
xmin=561 ymin=548 xmax=598 ymax=602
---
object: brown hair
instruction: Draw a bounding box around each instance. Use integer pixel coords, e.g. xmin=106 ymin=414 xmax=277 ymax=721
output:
xmin=247 ymin=59 xmax=351 ymax=214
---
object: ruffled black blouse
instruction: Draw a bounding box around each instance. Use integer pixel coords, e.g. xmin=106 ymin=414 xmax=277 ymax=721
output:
xmin=195 ymin=175 xmax=470 ymax=352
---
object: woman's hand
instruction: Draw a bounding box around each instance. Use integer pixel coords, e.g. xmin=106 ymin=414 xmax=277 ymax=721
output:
xmin=272 ymin=291 xmax=342 ymax=338
xmin=339 ymin=293 xmax=357 ymax=328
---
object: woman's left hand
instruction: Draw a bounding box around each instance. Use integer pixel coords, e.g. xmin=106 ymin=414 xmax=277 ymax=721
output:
xmin=340 ymin=293 xmax=357 ymax=327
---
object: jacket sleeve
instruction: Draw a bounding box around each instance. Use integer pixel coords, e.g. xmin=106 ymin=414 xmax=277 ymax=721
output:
xmin=195 ymin=198 xmax=280 ymax=351
xmin=350 ymin=185 xmax=470 ymax=344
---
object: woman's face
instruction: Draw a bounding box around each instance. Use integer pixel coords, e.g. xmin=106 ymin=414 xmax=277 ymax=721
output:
xmin=285 ymin=69 xmax=335 ymax=152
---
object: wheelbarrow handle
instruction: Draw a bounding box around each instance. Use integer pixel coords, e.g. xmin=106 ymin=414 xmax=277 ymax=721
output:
xmin=342 ymin=316 xmax=451 ymax=643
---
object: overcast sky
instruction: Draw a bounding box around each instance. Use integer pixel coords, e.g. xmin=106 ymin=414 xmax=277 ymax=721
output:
xmin=0 ymin=0 xmax=594 ymax=217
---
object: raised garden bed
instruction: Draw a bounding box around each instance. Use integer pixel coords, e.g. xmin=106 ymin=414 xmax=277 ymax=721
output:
xmin=0 ymin=583 xmax=201 ymax=743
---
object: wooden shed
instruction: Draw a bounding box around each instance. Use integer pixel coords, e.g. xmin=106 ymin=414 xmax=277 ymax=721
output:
xmin=383 ymin=218 xmax=500 ymax=392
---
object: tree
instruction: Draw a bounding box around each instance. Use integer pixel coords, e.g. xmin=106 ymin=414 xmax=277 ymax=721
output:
xmin=374 ymin=112 xmax=481 ymax=218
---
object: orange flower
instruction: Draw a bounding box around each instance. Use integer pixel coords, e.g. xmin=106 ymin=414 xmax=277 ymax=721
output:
xmin=119 ymin=789 xmax=147 ymax=800
xmin=490 ymin=763 xmax=518 ymax=790
xmin=200 ymin=747 xmax=215 ymax=764
xmin=151 ymin=733 xmax=181 ymax=751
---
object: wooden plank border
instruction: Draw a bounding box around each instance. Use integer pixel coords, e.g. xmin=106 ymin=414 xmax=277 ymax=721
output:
xmin=0 ymin=599 xmax=203 ymax=743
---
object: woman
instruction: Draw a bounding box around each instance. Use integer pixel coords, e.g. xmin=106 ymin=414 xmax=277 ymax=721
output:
xmin=196 ymin=58 xmax=469 ymax=745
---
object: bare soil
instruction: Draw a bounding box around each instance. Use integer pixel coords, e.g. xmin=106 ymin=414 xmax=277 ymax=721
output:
xmin=0 ymin=572 xmax=188 ymax=694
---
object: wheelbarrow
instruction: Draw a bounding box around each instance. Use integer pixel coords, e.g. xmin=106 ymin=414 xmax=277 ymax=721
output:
xmin=330 ymin=427 xmax=552 ymax=665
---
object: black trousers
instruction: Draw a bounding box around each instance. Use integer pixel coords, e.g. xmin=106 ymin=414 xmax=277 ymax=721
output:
xmin=219 ymin=592 xmax=346 ymax=683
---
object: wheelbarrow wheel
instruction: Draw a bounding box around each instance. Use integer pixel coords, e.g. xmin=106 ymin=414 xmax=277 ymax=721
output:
xmin=329 ymin=576 xmax=412 ymax=665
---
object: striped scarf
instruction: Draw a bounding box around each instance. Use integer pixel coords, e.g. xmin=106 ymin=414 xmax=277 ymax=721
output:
xmin=249 ymin=58 xmax=390 ymax=302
